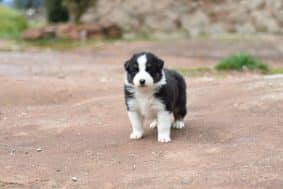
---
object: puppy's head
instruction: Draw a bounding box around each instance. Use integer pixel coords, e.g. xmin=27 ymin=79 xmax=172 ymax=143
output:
xmin=124 ymin=52 xmax=164 ymax=87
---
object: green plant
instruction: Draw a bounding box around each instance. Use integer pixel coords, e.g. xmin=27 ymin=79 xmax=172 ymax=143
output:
xmin=0 ymin=5 xmax=28 ymax=38
xmin=215 ymin=53 xmax=269 ymax=73
xmin=45 ymin=0 xmax=69 ymax=23
xmin=63 ymin=0 xmax=97 ymax=24
xmin=270 ymin=68 xmax=283 ymax=74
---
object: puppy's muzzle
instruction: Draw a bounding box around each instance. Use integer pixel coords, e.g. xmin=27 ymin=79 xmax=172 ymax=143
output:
xmin=139 ymin=79 xmax=146 ymax=87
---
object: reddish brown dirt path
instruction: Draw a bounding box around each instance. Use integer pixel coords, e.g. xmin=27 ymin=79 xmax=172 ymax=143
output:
xmin=0 ymin=40 xmax=283 ymax=189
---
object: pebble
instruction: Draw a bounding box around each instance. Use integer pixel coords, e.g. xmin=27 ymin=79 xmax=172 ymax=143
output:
xmin=36 ymin=147 xmax=42 ymax=152
xmin=71 ymin=177 xmax=78 ymax=182
xmin=9 ymin=149 xmax=16 ymax=156
xmin=181 ymin=177 xmax=191 ymax=185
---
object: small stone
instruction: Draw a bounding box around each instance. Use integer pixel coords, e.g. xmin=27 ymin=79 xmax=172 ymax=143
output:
xmin=71 ymin=177 xmax=78 ymax=182
xmin=56 ymin=169 xmax=61 ymax=172
xmin=181 ymin=177 xmax=191 ymax=185
xmin=9 ymin=149 xmax=15 ymax=156
xmin=36 ymin=147 xmax=42 ymax=152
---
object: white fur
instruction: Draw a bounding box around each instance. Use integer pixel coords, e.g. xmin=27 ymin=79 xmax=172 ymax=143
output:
xmin=137 ymin=54 xmax=147 ymax=64
xmin=172 ymin=120 xmax=185 ymax=129
xmin=157 ymin=111 xmax=173 ymax=142
xmin=125 ymin=55 xmax=173 ymax=143
xmin=127 ymin=87 xmax=173 ymax=143
xmin=127 ymin=89 xmax=164 ymax=119
xmin=149 ymin=119 xmax=157 ymax=128
xmin=133 ymin=54 xmax=154 ymax=87
xmin=128 ymin=111 xmax=144 ymax=139
xmin=155 ymin=70 xmax=167 ymax=87
xmin=150 ymin=119 xmax=185 ymax=130
xmin=124 ymin=70 xmax=166 ymax=90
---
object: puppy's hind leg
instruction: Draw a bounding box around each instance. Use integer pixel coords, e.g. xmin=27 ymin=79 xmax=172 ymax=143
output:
xmin=173 ymin=106 xmax=187 ymax=129
xmin=173 ymin=73 xmax=187 ymax=129
xmin=172 ymin=120 xmax=185 ymax=129
xmin=128 ymin=111 xmax=144 ymax=139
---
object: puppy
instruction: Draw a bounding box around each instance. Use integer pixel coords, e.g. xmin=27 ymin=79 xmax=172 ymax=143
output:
xmin=124 ymin=52 xmax=187 ymax=143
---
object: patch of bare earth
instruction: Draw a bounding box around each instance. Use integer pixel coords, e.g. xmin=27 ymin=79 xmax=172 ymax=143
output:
xmin=0 ymin=39 xmax=283 ymax=189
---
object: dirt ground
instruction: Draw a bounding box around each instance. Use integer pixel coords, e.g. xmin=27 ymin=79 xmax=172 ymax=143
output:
xmin=0 ymin=39 xmax=283 ymax=189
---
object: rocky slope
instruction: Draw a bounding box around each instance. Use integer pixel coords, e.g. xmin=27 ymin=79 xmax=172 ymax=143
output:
xmin=83 ymin=0 xmax=283 ymax=35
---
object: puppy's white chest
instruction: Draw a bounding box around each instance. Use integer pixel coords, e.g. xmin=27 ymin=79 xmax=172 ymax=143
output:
xmin=134 ymin=93 xmax=163 ymax=118
xmin=137 ymin=96 xmax=155 ymax=116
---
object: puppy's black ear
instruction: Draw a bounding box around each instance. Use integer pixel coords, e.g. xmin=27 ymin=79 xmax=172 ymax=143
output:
xmin=124 ymin=60 xmax=130 ymax=71
xmin=156 ymin=58 xmax=164 ymax=70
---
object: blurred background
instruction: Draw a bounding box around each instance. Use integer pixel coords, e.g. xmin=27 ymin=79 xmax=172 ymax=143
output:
xmin=0 ymin=0 xmax=282 ymax=41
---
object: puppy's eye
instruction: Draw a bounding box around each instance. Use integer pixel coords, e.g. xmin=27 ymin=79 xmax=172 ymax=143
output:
xmin=133 ymin=64 xmax=139 ymax=72
xmin=130 ymin=67 xmax=137 ymax=73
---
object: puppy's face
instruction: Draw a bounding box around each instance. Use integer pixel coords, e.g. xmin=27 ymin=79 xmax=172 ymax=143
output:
xmin=124 ymin=52 xmax=164 ymax=87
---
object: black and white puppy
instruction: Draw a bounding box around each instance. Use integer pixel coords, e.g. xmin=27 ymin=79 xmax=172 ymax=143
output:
xmin=124 ymin=52 xmax=187 ymax=143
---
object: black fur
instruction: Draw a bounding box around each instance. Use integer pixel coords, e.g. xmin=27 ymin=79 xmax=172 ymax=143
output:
xmin=124 ymin=52 xmax=187 ymax=121
xmin=154 ymin=69 xmax=187 ymax=121
xmin=124 ymin=52 xmax=164 ymax=84
xmin=124 ymin=85 xmax=134 ymax=110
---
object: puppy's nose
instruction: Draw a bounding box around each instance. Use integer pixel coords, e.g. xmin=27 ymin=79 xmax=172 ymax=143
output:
xmin=139 ymin=79 xmax=145 ymax=85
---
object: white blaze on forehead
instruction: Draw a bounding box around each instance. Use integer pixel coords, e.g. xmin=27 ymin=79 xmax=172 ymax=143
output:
xmin=137 ymin=54 xmax=147 ymax=71
xmin=133 ymin=54 xmax=154 ymax=87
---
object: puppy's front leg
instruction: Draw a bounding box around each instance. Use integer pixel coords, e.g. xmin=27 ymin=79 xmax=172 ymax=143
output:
xmin=157 ymin=111 xmax=172 ymax=143
xmin=128 ymin=111 xmax=144 ymax=139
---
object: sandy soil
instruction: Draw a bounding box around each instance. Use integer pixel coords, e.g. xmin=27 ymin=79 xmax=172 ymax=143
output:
xmin=0 ymin=39 xmax=283 ymax=189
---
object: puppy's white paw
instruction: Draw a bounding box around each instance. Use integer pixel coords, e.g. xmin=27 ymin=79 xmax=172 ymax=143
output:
xmin=149 ymin=120 xmax=157 ymax=128
xmin=130 ymin=131 xmax=143 ymax=140
xmin=172 ymin=120 xmax=185 ymax=129
xmin=158 ymin=135 xmax=171 ymax=143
